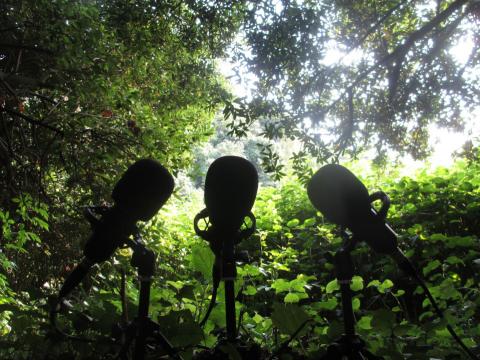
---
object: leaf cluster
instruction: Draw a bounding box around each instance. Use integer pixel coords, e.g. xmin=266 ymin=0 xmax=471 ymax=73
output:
xmin=1 ymin=157 xmax=479 ymax=359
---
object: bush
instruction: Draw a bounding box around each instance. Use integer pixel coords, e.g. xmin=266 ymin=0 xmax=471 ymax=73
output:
xmin=1 ymin=159 xmax=479 ymax=359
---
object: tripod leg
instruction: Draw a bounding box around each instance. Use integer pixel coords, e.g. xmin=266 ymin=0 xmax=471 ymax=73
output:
xmin=116 ymin=324 xmax=136 ymax=360
xmin=225 ymin=279 xmax=236 ymax=341
xmin=223 ymin=236 xmax=237 ymax=342
xmin=133 ymin=279 xmax=152 ymax=360
xmin=361 ymin=349 xmax=384 ymax=360
xmin=142 ymin=319 xmax=182 ymax=360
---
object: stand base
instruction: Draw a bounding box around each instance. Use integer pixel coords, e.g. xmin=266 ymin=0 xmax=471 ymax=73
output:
xmin=322 ymin=335 xmax=383 ymax=360
xmin=193 ymin=338 xmax=264 ymax=360
xmin=117 ymin=317 xmax=182 ymax=360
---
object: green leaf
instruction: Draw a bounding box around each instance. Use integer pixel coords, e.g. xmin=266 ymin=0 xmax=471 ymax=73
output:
xmin=286 ymin=218 xmax=300 ymax=228
xmin=289 ymin=274 xmax=314 ymax=293
xmin=241 ymin=264 xmax=262 ymax=277
xmin=271 ymin=278 xmax=290 ymax=293
xmin=447 ymin=236 xmax=476 ymax=248
xmin=166 ymin=280 xmax=184 ymax=291
xmin=243 ymin=285 xmax=257 ymax=296
xmin=357 ymin=316 xmax=372 ymax=330
xmin=271 ymin=303 xmax=310 ymax=336
xmin=317 ymin=298 xmax=338 ymax=310
xmin=352 ymin=298 xmax=360 ymax=311
xmin=189 ymin=243 xmax=214 ymax=280
xmin=32 ymin=217 xmax=49 ymax=231
xmin=303 ymin=218 xmax=316 ymax=227
xmin=367 ymin=280 xmax=381 ymax=288
xmin=284 ymin=292 xmax=300 ymax=303
xmin=429 ymin=233 xmax=447 ymax=242
xmin=252 ymin=313 xmax=264 ymax=324
xmin=350 ymin=276 xmax=364 ymax=291
xmin=326 ymin=279 xmax=339 ymax=293
xmin=378 ymin=279 xmax=394 ymax=293
xmin=445 ymin=256 xmax=464 ymax=266
xmin=423 ymin=260 xmax=441 ymax=276
xmin=36 ymin=207 xmax=49 ymax=220
xmin=394 ymin=323 xmax=422 ymax=337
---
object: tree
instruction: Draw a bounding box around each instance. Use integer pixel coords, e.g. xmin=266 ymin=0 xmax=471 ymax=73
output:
xmin=0 ymin=0 xmax=245 ymax=290
xmin=226 ymin=0 xmax=480 ymax=172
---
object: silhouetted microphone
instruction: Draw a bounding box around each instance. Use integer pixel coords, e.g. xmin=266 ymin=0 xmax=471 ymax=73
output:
xmin=307 ymin=164 xmax=416 ymax=276
xmin=57 ymin=159 xmax=174 ymax=300
xmin=204 ymin=156 xmax=258 ymax=232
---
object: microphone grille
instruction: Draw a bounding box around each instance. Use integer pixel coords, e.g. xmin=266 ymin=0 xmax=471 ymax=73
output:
xmin=307 ymin=164 xmax=370 ymax=226
xmin=204 ymin=156 xmax=258 ymax=230
xmin=112 ymin=159 xmax=174 ymax=221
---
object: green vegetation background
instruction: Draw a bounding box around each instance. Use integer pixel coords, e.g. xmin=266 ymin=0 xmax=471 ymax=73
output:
xmin=1 ymin=1 xmax=479 ymax=358
xmin=1 ymin=152 xmax=479 ymax=359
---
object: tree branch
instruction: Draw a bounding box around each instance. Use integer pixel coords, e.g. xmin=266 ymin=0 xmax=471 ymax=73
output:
xmin=0 ymin=43 xmax=54 ymax=55
xmin=1 ymin=107 xmax=64 ymax=135
xmin=382 ymin=0 xmax=469 ymax=65
xmin=340 ymin=0 xmax=412 ymax=61
xmin=323 ymin=0 xmax=469 ymax=116
xmin=0 ymin=71 xmax=53 ymax=90
xmin=0 ymin=26 xmax=21 ymax=33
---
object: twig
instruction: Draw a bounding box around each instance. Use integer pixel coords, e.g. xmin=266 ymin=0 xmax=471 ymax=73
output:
xmin=337 ymin=0 xmax=412 ymax=65
xmin=0 ymin=43 xmax=54 ymax=55
xmin=1 ymin=107 xmax=64 ymax=135
xmin=120 ymin=268 xmax=129 ymax=325
xmin=269 ymin=319 xmax=313 ymax=359
xmin=322 ymin=0 xmax=469 ymax=116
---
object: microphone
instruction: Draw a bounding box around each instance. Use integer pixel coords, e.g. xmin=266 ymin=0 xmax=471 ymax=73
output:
xmin=194 ymin=156 xmax=258 ymax=337
xmin=203 ymin=156 xmax=258 ymax=233
xmin=57 ymin=159 xmax=174 ymax=300
xmin=307 ymin=164 xmax=480 ymax=360
xmin=307 ymin=164 xmax=414 ymax=275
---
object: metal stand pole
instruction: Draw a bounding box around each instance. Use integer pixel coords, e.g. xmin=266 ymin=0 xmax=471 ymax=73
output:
xmin=222 ymin=235 xmax=237 ymax=342
xmin=336 ymin=249 xmax=356 ymax=337
xmin=132 ymin=242 xmax=155 ymax=360
xmin=321 ymin=236 xmax=383 ymax=360
xmin=117 ymin=236 xmax=182 ymax=360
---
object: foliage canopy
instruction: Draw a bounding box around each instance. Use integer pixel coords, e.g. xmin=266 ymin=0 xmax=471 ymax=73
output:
xmin=226 ymin=0 xmax=480 ymax=171
xmin=1 ymin=0 xmax=245 ymax=290
xmin=1 ymin=1 xmax=480 ymax=359
xmin=2 ymin=152 xmax=480 ymax=359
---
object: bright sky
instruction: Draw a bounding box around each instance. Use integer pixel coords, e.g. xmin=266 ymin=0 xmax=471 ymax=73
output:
xmin=218 ymin=24 xmax=478 ymax=172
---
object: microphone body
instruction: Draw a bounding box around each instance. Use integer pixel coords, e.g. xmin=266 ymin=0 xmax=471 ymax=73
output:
xmin=112 ymin=158 xmax=174 ymax=221
xmin=58 ymin=258 xmax=93 ymax=299
xmin=204 ymin=156 xmax=258 ymax=233
xmin=308 ymin=165 xmax=480 ymax=360
xmin=57 ymin=159 xmax=174 ymax=300
xmin=195 ymin=156 xmax=258 ymax=341
xmin=307 ymin=164 xmax=414 ymax=275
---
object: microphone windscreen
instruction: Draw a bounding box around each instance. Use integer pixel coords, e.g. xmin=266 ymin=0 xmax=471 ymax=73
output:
xmin=204 ymin=156 xmax=258 ymax=231
xmin=112 ymin=159 xmax=174 ymax=221
xmin=307 ymin=164 xmax=371 ymax=227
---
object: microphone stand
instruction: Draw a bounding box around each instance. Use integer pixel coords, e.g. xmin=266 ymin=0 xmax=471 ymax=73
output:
xmin=321 ymin=233 xmax=383 ymax=360
xmin=117 ymin=232 xmax=183 ymax=360
xmin=193 ymin=210 xmax=257 ymax=357
xmin=221 ymin=230 xmax=238 ymax=342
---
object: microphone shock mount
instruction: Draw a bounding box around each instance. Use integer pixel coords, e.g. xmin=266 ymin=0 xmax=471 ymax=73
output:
xmin=193 ymin=208 xmax=256 ymax=344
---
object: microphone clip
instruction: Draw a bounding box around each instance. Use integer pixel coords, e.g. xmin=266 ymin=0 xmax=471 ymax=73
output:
xmin=83 ymin=204 xmax=112 ymax=229
xmin=368 ymin=191 xmax=390 ymax=219
xmin=193 ymin=208 xmax=256 ymax=246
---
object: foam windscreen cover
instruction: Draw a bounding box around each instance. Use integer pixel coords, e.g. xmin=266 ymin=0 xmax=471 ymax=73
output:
xmin=307 ymin=164 xmax=371 ymax=226
xmin=307 ymin=164 xmax=399 ymax=254
xmin=204 ymin=156 xmax=258 ymax=231
xmin=112 ymin=158 xmax=174 ymax=221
